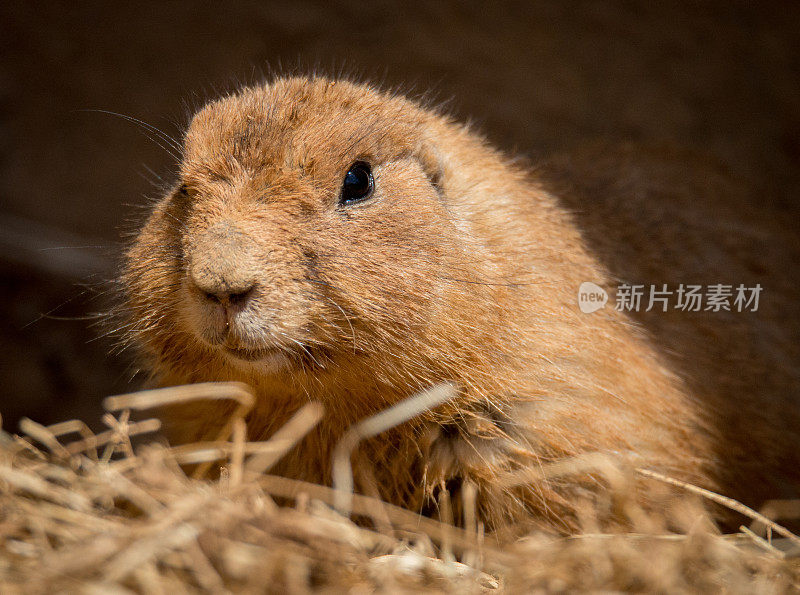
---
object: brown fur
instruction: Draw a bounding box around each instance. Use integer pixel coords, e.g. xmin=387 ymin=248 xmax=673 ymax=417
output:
xmin=123 ymin=76 xmax=800 ymax=534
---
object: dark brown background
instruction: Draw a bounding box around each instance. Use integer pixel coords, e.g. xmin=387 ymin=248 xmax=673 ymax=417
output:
xmin=1 ymin=1 xmax=799 ymax=430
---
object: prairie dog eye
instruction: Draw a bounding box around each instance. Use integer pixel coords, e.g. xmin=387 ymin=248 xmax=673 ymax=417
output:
xmin=340 ymin=161 xmax=374 ymax=205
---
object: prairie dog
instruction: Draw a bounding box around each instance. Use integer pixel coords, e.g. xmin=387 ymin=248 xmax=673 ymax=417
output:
xmin=123 ymin=76 xmax=800 ymax=532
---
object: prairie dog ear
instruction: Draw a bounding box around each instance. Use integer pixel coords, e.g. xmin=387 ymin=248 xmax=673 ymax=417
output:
xmin=415 ymin=141 xmax=445 ymax=192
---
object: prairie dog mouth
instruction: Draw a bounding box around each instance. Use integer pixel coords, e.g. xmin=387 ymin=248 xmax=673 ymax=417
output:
xmin=223 ymin=345 xmax=282 ymax=362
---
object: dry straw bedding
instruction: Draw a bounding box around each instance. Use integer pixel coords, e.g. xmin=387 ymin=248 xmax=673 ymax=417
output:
xmin=1 ymin=383 xmax=798 ymax=593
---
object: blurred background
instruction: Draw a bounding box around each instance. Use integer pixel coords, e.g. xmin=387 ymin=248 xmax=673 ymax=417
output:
xmin=1 ymin=1 xmax=799 ymax=431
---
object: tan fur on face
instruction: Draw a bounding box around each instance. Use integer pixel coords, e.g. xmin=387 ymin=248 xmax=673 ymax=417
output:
xmin=123 ymin=76 xmax=799 ymax=533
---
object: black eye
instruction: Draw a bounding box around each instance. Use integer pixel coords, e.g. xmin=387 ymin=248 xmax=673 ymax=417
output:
xmin=340 ymin=161 xmax=374 ymax=205
xmin=178 ymin=184 xmax=189 ymax=196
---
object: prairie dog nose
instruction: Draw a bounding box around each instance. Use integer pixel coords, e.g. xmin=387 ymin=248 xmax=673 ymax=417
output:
xmin=195 ymin=278 xmax=255 ymax=306
xmin=189 ymin=221 xmax=258 ymax=307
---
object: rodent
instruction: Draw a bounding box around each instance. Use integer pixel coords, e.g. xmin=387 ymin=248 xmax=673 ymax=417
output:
xmin=123 ymin=75 xmax=800 ymax=534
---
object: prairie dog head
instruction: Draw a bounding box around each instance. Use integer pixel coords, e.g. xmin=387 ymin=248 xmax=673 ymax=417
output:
xmin=124 ymin=77 xmax=486 ymax=387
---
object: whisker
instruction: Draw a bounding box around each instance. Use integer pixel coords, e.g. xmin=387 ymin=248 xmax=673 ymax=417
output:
xmin=80 ymin=109 xmax=184 ymax=156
